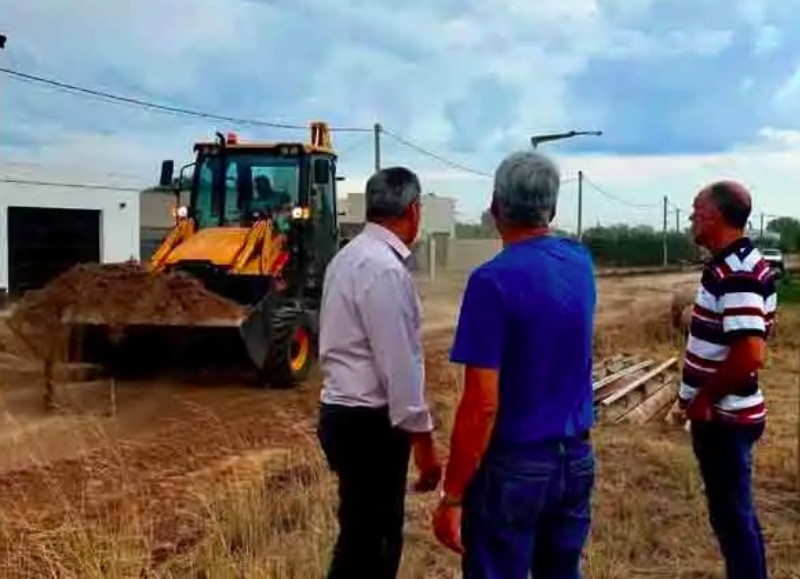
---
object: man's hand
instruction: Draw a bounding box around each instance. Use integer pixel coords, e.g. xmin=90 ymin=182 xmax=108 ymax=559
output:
xmin=433 ymin=500 xmax=464 ymax=554
xmin=411 ymin=432 xmax=442 ymax=492
xmin=686 ymin=390 xmax=714 ymax=422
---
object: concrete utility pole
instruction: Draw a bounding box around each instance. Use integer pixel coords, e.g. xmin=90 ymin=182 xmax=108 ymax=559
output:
xmin=663 ymin=196 xmax=669 ymax=267
xmin=577 ymin=170 xmax=584 ymax=241
xmin=760 ymin=212 xmax=765 ymax=241
xmin=531 ymin=130 xmax=602 ymax=149
xmin=675 ymin=207 xmax=681 ymax=233
xmin=373 ymin=123 xmax=382 ymax=172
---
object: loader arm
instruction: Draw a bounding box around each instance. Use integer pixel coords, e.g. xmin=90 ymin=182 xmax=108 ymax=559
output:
xmin=232 ymin=219 xmax=269 ymax=273
xmin=149 ymin=218 xmax=196 ymax=272
xmin=231 ymin=218 xmax=290 ymax=276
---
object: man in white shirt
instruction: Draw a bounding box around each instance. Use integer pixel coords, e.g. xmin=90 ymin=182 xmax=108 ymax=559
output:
xmin=317 ymin=166 xmax=441 ymax=579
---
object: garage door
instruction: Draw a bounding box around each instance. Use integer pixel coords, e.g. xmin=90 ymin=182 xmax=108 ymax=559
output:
xmin=7 ymin=207 xmax=101 ymax=295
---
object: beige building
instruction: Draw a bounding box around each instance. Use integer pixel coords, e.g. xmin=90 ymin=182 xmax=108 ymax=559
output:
xmin=337 ymin=192 xmax=456 ymax=237
xmin=139 ymin=189 xmax=189 ymax=260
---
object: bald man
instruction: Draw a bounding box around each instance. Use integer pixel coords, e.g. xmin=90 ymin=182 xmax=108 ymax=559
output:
xmin=681 ymin=181 xmax=777 ymax=579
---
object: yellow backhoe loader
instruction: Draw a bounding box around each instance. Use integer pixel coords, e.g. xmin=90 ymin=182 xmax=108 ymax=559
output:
xmin=67 ymin=121 xmax=343 ymax=387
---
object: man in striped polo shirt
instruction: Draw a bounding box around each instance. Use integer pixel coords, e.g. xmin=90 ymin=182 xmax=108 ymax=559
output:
xmin=681 ymin=181 xmax=777 ymax=579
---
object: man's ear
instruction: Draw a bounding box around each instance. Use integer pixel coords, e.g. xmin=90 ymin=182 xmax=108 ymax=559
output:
xmin=490 ymin=197 xmax=499 ymax=220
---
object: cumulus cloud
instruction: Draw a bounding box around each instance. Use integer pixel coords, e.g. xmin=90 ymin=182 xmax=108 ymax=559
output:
xmin=1 ymin=0 xmax=800 ymax=229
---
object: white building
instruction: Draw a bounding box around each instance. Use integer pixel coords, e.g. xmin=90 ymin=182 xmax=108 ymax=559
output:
xmin=420 ymin=193 xmax=456 ymax=238
xmin=0 ymin=174 xmax=140 ymax=296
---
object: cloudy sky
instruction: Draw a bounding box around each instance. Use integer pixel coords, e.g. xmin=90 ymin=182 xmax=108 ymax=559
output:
xmin=1 ymin=0 xmax=800 ymax=230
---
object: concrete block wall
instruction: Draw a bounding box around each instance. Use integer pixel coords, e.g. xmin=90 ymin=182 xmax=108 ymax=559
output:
xmin=413 ymin=237 xmax=502 ymax=276
xmin=445 ymin=239 xmax=502 ymax=272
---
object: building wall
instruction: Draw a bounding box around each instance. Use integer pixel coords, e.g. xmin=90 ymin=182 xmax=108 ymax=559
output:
xmin=140 ymin=189 xmax=188 ymax=229
xmin=444 ymin=239 xmax=502 ymax=273
xmin=412 ymin=237 xmax=502 ymax=276
xmin=337 ymin=192 xmax=456 ymax=237
xmin=139 ymin=190 xmax=189 ymax=260
xmin=0 ymin=183 xmax=140 ymax=291
xmin=337 ymin=192 xmax=366 ymax=225
xmin=420 ymin=194 xmax=456 ymax=237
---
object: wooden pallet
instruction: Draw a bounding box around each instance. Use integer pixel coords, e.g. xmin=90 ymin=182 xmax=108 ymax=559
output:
xmin=593 ymin=355 xmax=679 ymax=425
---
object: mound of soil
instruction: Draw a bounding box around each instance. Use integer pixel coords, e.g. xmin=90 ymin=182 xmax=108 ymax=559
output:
xmin=5 ymin=262 xmax=245 ymax=360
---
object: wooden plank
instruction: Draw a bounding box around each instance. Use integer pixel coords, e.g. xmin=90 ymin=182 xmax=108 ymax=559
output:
xmin=595 ymin=373 xmax=642 ymax=404
xmin=664 ymin=399 xmax=686 ymax=425
xmin=593 ymin=355 xmax=628 ymax=377
xmin=593 ymin=360 xmax=653 ymax=392
xmin=617 ymin=382 xmax=679 ymax=425
xmin=601 ymin=358 xmax=678 ymax=406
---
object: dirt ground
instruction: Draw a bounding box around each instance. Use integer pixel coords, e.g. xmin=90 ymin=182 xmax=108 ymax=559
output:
xmin=0 ymin=269 xmax=721 ymax=576
xmin=0 ymin=269 xmax=697 ymax=464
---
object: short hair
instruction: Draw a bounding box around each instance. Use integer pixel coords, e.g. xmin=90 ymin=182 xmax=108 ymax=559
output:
xmin=493 ymin=151 xmax=560 ymax=228
xmin=365 ymin=167 xmax=421 ymax=220
xmin=708 ymin=181 xmax=751 ymax=229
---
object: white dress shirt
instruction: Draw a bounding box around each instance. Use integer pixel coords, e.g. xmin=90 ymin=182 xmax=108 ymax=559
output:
xmin=319 ymin=222 xmax=434 ymax=433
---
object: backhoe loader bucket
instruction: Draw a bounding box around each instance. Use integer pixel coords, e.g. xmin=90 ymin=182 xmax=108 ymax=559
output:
xmin=8 ymin=262 xmax=311 ymax=386
xmin=63 ymin=296 xmax=276 ymax=379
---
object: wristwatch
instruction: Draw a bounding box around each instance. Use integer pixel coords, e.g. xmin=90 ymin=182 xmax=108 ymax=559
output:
xmin=439 ymin=490 xmax=462 ymax=507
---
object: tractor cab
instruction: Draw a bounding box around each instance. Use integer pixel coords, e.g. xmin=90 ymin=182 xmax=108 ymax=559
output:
xmin=155 ymin=122 xmax=341 ymax=299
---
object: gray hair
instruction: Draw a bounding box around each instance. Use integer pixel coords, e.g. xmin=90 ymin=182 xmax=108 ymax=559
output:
xmin=365 ymin=166 xmax=421 ymax=220
xmin=493 ymin=150 xmax=560 ymax=227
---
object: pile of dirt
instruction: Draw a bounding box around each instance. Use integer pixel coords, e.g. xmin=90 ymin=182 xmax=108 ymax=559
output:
xmin=5 ymin=262 xmax=245 ymax=360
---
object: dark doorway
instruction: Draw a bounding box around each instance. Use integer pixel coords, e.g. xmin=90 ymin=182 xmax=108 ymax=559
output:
xmin=7 ymin=206 xmax=101 ymax=295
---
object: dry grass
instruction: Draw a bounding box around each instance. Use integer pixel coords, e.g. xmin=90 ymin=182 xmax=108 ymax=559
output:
xmin=0 ymin=308 xmax=798 ymax=577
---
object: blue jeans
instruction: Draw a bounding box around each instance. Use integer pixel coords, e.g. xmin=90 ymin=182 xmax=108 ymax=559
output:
xmin=462 ymin=436 xmax=595 ymax=579
xmin=691 ymin=420 xmax=768 ymax=579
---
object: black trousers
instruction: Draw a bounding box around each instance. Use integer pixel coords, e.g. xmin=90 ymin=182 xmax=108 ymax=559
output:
xmin=317 ymin=403 xmax=412 ymax=579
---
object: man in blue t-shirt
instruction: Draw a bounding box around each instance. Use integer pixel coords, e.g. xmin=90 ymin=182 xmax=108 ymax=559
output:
xmin=433 ymin=150 xmax=597 ymax=579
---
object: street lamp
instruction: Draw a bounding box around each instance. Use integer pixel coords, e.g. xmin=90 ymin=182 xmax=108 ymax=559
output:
xmin=531 ymin=130 xmax=602 ymax=148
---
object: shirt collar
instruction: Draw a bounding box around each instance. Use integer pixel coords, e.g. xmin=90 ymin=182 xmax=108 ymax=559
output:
xmin=710 ymin=236 xmax=752 ymax=265
xmin=364 ymin=222 xmax=412 ymax=262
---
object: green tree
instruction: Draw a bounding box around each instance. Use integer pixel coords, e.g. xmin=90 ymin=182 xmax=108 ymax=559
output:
xmin=581 ymin=224 xmax=701 ymax=267
xmin=766 ymin=217 xmax=800 ymax=252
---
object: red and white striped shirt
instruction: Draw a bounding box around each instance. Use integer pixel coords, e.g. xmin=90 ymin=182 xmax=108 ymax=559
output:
xmin=679 ymin=237 xmax=777 ymax=424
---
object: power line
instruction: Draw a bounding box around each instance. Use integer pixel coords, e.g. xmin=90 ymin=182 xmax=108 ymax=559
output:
xmin=0 ymin=176 xmax=143 ymax=192
xmin=582 ymin=174 xmax=658 ymax=209
xmin=381 ymin=128 xmax=493 ymax=178
xmin=1 ymin=67 xmax=586 ymax=182
xmin=0 ymin=66 xmax=371 ymax=133
xmin=336 ymin=133 xmax=376 ymax=157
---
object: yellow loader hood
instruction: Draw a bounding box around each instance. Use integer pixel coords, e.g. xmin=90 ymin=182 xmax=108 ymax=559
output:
xmin=164 ymin=227 xmax=250 ymax=267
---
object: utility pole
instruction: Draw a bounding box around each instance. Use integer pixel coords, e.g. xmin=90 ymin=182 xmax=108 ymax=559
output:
xmin=373 ymin=122 xmax=382 ymax=172
xmin=760 ymin=212 xmax=765 ymax=241
xmin=577 ymin=170 xmax=584 ymax=241
xmin=675 ymin=207 xmax=681 ymax=233
xmin=663 ymin=196 xmax=669 ymax=267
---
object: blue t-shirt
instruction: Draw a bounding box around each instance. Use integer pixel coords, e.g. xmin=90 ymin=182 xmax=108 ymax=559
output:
xmin=450 ymin=235 xmax=596 ymax=445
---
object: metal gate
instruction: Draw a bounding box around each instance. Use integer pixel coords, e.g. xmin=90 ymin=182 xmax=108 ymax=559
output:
xmin=7 ymin=206 xmax=101 ymax=295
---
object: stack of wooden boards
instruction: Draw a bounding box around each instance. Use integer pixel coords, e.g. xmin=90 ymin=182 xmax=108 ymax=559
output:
xmin=593 ymin=355 xmax=680 ymax=424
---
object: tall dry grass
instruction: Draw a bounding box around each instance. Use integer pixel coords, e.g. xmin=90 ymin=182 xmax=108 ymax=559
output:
xmin=0 ymin=308 xmax=797 ymax=578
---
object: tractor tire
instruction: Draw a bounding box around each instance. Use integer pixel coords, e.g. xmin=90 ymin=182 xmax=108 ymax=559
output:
xmin=262 ymin=307 xmax=315 ymax=388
